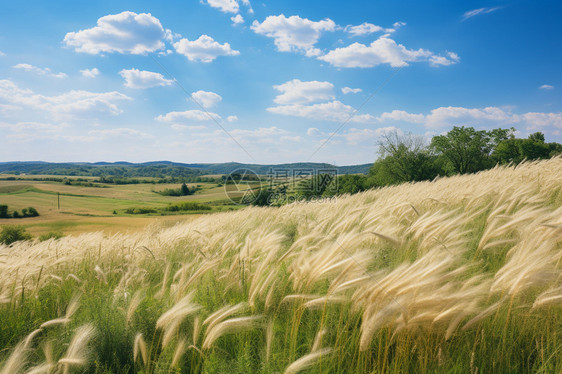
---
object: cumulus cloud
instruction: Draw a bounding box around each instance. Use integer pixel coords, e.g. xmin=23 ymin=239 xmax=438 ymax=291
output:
xmin=251 ymin=15 xmax=336 ymax=56
xmin=191 ymin=90 xmax=222 ymax=108
xmin=80 ymin=68 xmax=100 ymax=78
xmin=0 ymin=79 xmax=131 ymax=118
xmin=119 ymin=68 xmax=173 ymax=89
xmin=231 ymin=14 xmax=244 ymax=24
xmin=429 ymin=52 xmax=460 ymax=67
xmin=345 ymin=23 xmax=385 ymax=36
xmin=267 ymin=100 xmax=375 ymax=123
xmin=13 ymin=63 xmax=67 ymax=78
xmin=462 ymin=7 xmax=502 ymax=21
xmin=227 ymin=115 xmax=238 ymax=122
xmin=342 ymin=87 xmax=362 ymax=94
xmin=155 ymin=110 xmax=221 ymax=123
xmin=173 ymin=35 xmax=240 ymax=62
xmin=64 ymin=11 xmax=166 ymax=54
xmin=319 ymin=37 xmax=459 ymax=68
xmin=272 ymin=79 xmax=335 ymax=105
xmin=206 ymin=0 xmax=239 ymax=13
xmin=539 ymin=84 xmax=554 ymax=90
xmin=307 ymin=127 xmax=320 ymax=136
xmin=376 ymin=105 xmax=562 ymax=132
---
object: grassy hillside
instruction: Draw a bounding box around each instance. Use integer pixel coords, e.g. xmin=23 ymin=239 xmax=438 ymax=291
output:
xmin=0 ymin=158 xmax=561 ymax=373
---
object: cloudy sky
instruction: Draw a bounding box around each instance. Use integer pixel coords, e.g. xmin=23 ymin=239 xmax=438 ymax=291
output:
xmin=0 ymin=0 xmax=560 ymax=165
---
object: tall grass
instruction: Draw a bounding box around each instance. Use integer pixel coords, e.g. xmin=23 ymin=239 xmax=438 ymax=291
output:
xmin=0 ymin=158 xmax=561 ymax=373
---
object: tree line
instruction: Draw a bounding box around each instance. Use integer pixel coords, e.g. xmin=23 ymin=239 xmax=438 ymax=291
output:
xmin=252 ymin=127 xmax=562 ymax=205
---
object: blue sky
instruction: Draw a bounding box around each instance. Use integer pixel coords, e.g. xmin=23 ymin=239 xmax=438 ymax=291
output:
xmin=0 ymin=0 xmax=560 ymax=164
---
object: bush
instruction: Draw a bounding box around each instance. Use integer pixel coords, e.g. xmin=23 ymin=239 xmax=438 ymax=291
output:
xmin=0 ymin=225 xmax=32 ymax=245
xmin=0 ymin=205 xmax=8 ymax=218
xmin=165 ymin=202 xmax=212 ymax=212
xmin=38 ymin=231 xmax=64 ymax=241
xmin=12 ymin=211 xmax=20 ymax=218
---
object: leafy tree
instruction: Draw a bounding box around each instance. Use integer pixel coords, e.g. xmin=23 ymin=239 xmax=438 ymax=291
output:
xmin=12 ymin=211 xmax=21 ymax=219
xmin=181 ymin=182 xmax=190 ymax=196
xmin=0 ymin=225 xmax=32 ymax=245
xmin=370 ymin=131 xmax=442 ymax=185
xmin=430 ymin=126 xmax=512 ymax=174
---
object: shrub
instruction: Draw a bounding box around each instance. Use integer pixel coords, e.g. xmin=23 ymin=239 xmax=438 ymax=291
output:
xmin=0 ymin=205 xmax=8 ymax=218
xmin=12 ymin=211 xmax=20 ymax=219
xmin=0 ymin=225 xmax=32 ymax=245
xmin=38 ymin=231 xmax=64 ymax=241
xmin=165 ymin=202 xmax=212 ymax=212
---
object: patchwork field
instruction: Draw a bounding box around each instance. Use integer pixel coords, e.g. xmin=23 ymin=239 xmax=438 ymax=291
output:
xmin=0 ymin=177 xmax=248 ymax=236
xmin=0 ymin=158 xmax=560 ymax=373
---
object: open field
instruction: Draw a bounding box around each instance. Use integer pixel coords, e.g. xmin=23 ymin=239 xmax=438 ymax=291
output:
xmin=0 ymin=178 xmax=248 ymax=236
xmin=0 ymin=158 xmax=561 ymax=373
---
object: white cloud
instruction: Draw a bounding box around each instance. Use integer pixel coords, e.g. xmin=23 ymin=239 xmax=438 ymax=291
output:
xmin=191 ymin=90 xmax=222 ymax=108
xmin=429 ymin=52 xmax=460 ymax=67
xmin=377 ymin=109 xmax=425 ymax=123
xmin=319 ymin=37 xmax=459 ymax=68
xmin=231 ymin=14 xmax=244 ymax=24
xmin=462 ymin=7 xmax=502 ymax=21
xmin=341 ymin=87 xmax=362 ymax=94
xmin=251 ymin=15 xmax=336 ymax=56
xmin=345 ymin=23 xmax=384 ymax=36
xmin=206 ymin=0 xmax=239 ymax=13
xmin=341 ymin=127 xmax=401 ymax=145
xmin=539 ymin=84 xmax=554 ymax=90
xmin=0 ymin=79 xmax=131 ymax=118
xmin=80 ymin=68 xmax=100 ymax=78
xmin=13 ymin=63 xmax=67 ymax=78
xmin=155 ymin=110 xmax=221 ymax=123
xmin=307 ymin=127 xmax=320 ymax=136
xmin=376 ymin=105 xmax=562 ymax=132
xmin=64 ymin=11 xmax=166 ymax=54
xmin=227 ymin=115 xmax=238 ymax=122
xmin=119 ymin=68 xmax=173 ymax=89
xmin=173 ymin=35 xmax=240 ymax=62
xmin=267 ymin=100 xmax=375 ymax=123
xmin=393 ymin=21 xmax=406 ymax=28
xmin=0 ymin=51 xmax=6 ymax=56
xmin=273 ymin=79 xmax=335 ymax=105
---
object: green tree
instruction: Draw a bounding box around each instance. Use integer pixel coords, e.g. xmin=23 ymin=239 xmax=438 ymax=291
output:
xmin=181 ymin=182 xmax=190 ymax=196
xmin=370 ymin=131 xmax=442 ymax=185
xmin=0 ymin=225 xmax=32 ymax=245
xmin=430 ymin=126 xmax=512 ymax=174
xmin=0 ymin=205 xmax=8 ymax=218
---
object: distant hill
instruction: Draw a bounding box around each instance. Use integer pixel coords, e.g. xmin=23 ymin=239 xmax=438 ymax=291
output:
xmin=0 ymin=161 xmax=372 ymax=177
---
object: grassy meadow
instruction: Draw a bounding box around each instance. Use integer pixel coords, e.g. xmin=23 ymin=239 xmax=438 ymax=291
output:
xmin=0 ymin=158 xmax=561 ymax=373
xmin=0 ymin=177 xmax=245 ymax=236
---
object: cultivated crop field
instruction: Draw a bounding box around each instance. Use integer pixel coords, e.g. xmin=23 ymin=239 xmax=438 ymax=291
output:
xmin=0 ymin=158 xmax=561 ymax=373
xmin=0 ymin=178 xmax=244 ymax=236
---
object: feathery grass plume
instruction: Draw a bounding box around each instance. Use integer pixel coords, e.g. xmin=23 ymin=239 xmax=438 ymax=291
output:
xmin=23 ymin=328 xmax=43 ymax=349
xmin=39 ymin=294 xmax=80 ymax=329
xmin=284 ymin=348 xmax=332 ymax=374
xmin=156 ymin=292 xmax=201 ymax=331
xmin=133 ymin=333 xmax=148 ymax=365
xmin=24 ymin=362 xmax=53 ymax=374
xmin=155 ymin=262 xmax=171 ymax=299
xmin=203 ymin=302 xmax=247 ymax=333
xmin=58 ymin=324 xmax=96 ymax=374
xmin=311 ymin=329 xmax=327 ymax=352
xmin=0 ymin=342 xmax=27 ymax=374
xmin=192 ymin=316 xmax=202 ymax=345
xmin=94 ymin=265 xmax=107 ymax=284
xmin=126 ymin=290 xmax=144 ymax=326
xmin=266 ymin=319 xmax=274 ymax=363
xmin=202 ymin=315 xmax=264 ymax=349
xmin=532 ymin=286 xmax=562 ymax=309
xmin=170 ymin=337 xmax=187 ymax=368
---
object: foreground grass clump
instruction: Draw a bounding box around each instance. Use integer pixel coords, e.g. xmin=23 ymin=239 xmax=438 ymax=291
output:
xmin=0 ymin=158 xmax=561 ymax=373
